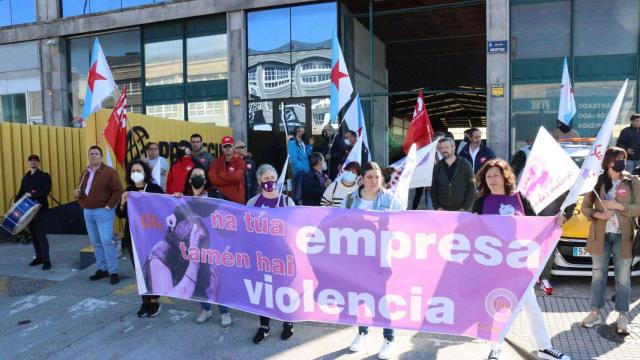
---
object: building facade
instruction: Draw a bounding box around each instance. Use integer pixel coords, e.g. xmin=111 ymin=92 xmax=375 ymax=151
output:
xmin=0 ymin=0 xmax=637 ymax=168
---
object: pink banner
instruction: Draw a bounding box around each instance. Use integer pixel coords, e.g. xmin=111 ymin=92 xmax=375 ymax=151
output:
xmin=128 ymin=193 xmax=561 ymax=342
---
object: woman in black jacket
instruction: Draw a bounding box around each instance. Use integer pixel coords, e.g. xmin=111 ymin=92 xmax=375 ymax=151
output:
xmin=116 ymin=159 xmax=164 ymax=317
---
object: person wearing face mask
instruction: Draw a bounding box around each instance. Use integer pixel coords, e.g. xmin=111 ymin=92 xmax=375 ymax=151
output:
xmin=245 ymin=164 xmax=295 ymax=344
xmin=288 ymin=126 xmax=314 ymax=204
xmin=170 ymin=166 xmax=230 ymax=328
xmin=116 ymin=159 xmax=164 ymax=317
xmin=581 ymin=147 xmax=640 ymax=335
xmin=301 ymin=152 xmax=331 ymax=206
xmin=552 ymin=120 xmax=580 ymax=141
xmin=318 ymin=124 xmax=346 ymax=180
xmin=165 ymin=140 xmax=195 ymax=195
xmin=320 ymin=161 xmax=360 ymax=207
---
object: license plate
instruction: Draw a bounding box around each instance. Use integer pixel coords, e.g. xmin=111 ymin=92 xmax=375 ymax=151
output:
xmin=572 ymin=247 xmax=590 ymax=257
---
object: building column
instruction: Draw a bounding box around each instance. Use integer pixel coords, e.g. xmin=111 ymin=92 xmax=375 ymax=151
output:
xmin=486 ymin=0 xmax=510 ymax=159
xmin=227 ymin=10 xmax=247 ymax=142
xmin=40 ymin=38 xmax=68 ymax=126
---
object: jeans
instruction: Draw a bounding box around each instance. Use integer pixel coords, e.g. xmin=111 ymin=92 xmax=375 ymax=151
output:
xmin=491 ymin=288 xmax=551 ymax=351
xmin=624 ymin=159 xmax=639 ymax=173
xmin=200 ymin=302 xmax=229 ymax=314
xmin=84 ymin=207 xmax=118 ymax=274
xmin=358 ymin=326 xmax=394 ymax=341
xmin=590 ymin=233 xmax=632 ymax=312
xmin=293 ymin=171 xmax=305 ymax=204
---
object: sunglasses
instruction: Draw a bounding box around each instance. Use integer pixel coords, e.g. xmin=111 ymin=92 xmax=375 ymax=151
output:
xmin=236 ymin=146 xmax=246 ymax=149
xmin=222 ymin=144 xmax=233 ymax=148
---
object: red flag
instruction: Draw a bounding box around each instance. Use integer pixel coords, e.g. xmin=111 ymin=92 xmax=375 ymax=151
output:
xmin=103 ymin=87 xmax=128 ymax=166
xmin=402 ymin=89 xmax=434 ymax=154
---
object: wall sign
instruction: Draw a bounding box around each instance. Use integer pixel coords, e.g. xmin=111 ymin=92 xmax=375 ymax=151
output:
xmin=487 ymin=41 xmax=508 ymax=53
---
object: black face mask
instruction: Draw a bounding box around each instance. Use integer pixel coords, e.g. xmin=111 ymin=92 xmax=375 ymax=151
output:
xmin=612 ymin=159 xmax=626 ymax=173
xmin=176 ymin=148 xmax=185 ymax=159
xmin=190 ymin=175 xmax=206 ymax=189
xmin=558 ymin=123 xmax=572 ymax=134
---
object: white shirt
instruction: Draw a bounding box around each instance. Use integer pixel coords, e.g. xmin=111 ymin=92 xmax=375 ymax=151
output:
xmin=469 ymin=144 xmax=480 ymax=169
xmin=148 ymin=156 xmax=169 ymax=189
xmin=605 ymin=180 xmax=622 ymax=234
xmin=357 ymin=198 xmax=374 ymax=210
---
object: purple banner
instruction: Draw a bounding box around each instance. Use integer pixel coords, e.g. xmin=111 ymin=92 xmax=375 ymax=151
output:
xmin=128 ymin=192 xmax=561 ymax=342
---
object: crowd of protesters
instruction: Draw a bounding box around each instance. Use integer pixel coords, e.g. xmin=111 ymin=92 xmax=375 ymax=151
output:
xmin=16 ymin=115 xmax=640 ymax=360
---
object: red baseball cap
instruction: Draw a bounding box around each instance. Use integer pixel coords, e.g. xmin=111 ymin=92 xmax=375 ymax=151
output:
xmin=221 ymin=136 xmax=235 ymax=146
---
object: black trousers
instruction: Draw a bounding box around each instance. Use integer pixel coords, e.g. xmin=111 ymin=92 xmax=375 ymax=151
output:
xmin=28 ymin=211 xmax=49 ymax=262
xmin=125 ymin=240 xmax=159 ymax=303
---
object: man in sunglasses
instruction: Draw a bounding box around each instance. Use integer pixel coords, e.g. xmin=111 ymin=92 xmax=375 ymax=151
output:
xmin=235 ymin=140 xmax=258 ymax=202
xmin=209 ymin=136 xmax=246 ymax=204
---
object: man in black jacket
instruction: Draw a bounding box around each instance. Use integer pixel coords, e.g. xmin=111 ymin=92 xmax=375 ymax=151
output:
xmin=616 ymin=113 xmax=640 ymax=172
xmin=301 ymin=152 xmax=331 ymax=206
xmin=431 ymin=138 xmax=476 ymax=211
xmin=459 ymin=128 xmax=496 ymax=174
xmin=16 ymin=154 xmax=52 ymax=270
xmin=317 ymin=125 xmax=346 ymax=181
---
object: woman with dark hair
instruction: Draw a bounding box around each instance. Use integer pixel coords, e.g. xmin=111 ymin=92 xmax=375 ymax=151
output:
xmin=301 ymin=152 xmax=331 ymax=206
xmin=472 ymin=159 xmax=570 ymax=360
xmin=320 ymin=161 xmax=361 ymax=207
xmin=116 ymin=159 xmax=164 ymax=317
xmin=580 ymin=147 xmax=640 ymax=335
xmin=342 ymin=161 xmax=403 ymax=360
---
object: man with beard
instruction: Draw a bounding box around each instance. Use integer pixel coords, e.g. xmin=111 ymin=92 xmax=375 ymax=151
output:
xmin=431 ymin=137 xmax=476 ymax=211
xmin=190 ymin=134 xmax=214 ymax=172
xmin=318 ymin=124 xmax=345 ymax=180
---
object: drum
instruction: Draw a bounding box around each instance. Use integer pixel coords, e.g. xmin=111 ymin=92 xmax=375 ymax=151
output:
xmin=1 ymin=195 xmax=42 ymax=235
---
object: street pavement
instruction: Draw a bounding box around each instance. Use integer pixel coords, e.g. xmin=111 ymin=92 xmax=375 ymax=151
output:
xmin=1 ymin=235 xmax=639 ymax=360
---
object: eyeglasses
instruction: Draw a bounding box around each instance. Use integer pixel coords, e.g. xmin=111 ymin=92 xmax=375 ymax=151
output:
xmin=222 ymin=144 xmax=233 ymax=149
xmin=236 ymin=146 xmax=246 ymax=149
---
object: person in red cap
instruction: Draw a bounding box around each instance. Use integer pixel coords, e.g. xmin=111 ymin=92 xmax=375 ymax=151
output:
xmin=208 ymin=136 xmax=245 ymax=204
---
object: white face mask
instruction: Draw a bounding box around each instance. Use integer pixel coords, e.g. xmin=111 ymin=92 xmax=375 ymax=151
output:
xmin=130 ymin=172 xmax=145 ymax=184
xmin=344 ymin=139 xmax=351 ymax=146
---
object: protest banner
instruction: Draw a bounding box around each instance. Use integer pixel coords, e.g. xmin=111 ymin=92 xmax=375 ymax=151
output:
xmin=128 ymin=193 xmax=561 ymax=343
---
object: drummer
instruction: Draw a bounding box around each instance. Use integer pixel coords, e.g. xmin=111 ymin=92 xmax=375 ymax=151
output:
xmin=16 ymin=154 xmax=52 ymax=270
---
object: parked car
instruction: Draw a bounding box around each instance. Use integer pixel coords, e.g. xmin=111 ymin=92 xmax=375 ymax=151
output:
xmin=511 ymin=139 xmax=640 ymax=277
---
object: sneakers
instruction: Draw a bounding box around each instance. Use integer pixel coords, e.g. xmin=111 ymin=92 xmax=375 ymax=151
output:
xmin=196 ymin=309 xmax=213 ymax=324
xmin=29 ymin=258 xmax=43 ymax=266
xmin=487 ymin=349 xmax=501 ymax=360
xmin=110 ymin=273 xmax=120 ymax=285
xmin=42 ymin=261 xmax=52 ymax=271
xmin=538 ymin=347 xmax=571 ymax=360
xmin=540 ymin=279 xmax=553 ymax=296
xmin=378 ymin=339 xmax=394 ymax=360
xmin=136 ymin=303 xmax=148 ymax=317
xmin=617 ymin=314 xmax=630 ymax=335
xmin=580 ymin=311 xmax=602 ymax=328
xmin=281 ymin=323 xmax=294 ymax=340
xmin=89 ymin=269 xmax=109 ymax=281
xmin=220 ymin=312 xmax=232 ymax=328
xmin=349 ymin=332 xmax=368 ymax=352
xmin=253 ymin=326 xmax=270 ymax=344
xmin=147 ymin=302 xmax=161 ymax=317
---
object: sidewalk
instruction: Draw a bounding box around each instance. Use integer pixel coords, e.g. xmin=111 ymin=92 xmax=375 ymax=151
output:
xmin=1 ymin=235 xmax=639 ymax=359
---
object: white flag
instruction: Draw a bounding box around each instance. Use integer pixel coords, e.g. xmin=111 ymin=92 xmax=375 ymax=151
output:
xmin=340 ymin=132 xmax=364 ymax=171
xmin=558 ymin=57 xmax=577 ymax=125
xmin=343 ymin=95 xmax=371 ymax=161
xmin=151 ymin=159 xmax=161 ymax=187
xmin=391 ymin=143 xmax=418 ymax=210
xmin=277 ymin=155 xmax=289 ymax=191
xmin=516 ymin=127 xmax=580 ymax=214
xmin=390 ymin=139 xmax=439 ymax=188
xmin=561 ymin=80 xmax=629 ymax=210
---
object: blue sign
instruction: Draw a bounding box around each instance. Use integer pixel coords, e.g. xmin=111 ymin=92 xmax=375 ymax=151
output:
xmin=487 ymin=41 xmax=508 ymax=53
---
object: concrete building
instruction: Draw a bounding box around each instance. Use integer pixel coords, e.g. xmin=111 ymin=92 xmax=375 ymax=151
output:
xmin=0 ymin=0 xmax=637 ymax=169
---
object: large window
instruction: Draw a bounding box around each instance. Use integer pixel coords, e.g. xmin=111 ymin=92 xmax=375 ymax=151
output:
xmin=143 ymin=15 xmax=228 ymax=122
xmin=574 ymin=0 xmax=639 ymax=56
xmin=511 ymin=1 xmax=570 ymax=59
xmin=0 ymin=93 xmax=27 ymax=123
xmin=68 ymin=29 xmax=142 ymax=124
xmin=247 ymin=2 xmax=336 ymax=100
xmin=0 ymin=0 xmax=36 ymax=27
xmin=62 ymin=0 xmax=167 ymax=17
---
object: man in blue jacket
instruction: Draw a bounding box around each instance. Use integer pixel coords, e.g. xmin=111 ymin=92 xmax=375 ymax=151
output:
xmin=288 ymin=126 xmax=314 ymax=204
xmin=459 ymin=128 xmax=496 ymax=174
